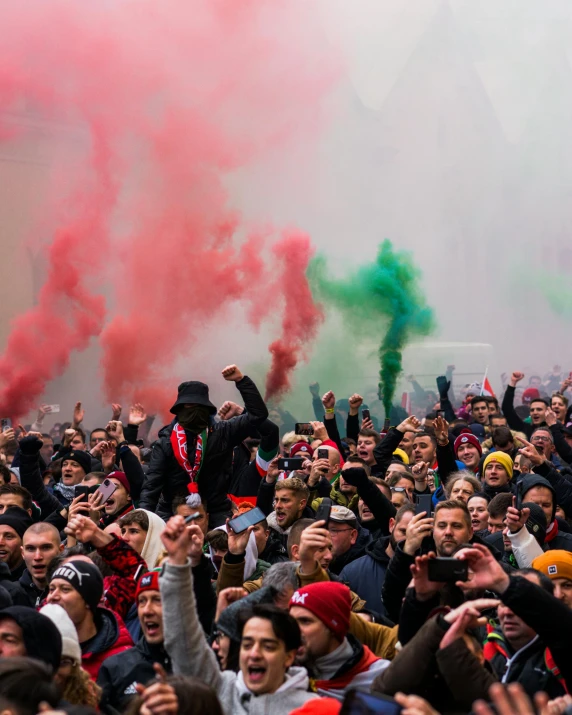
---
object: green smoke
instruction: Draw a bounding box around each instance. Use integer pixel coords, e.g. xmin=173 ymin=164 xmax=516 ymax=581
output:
xmin=308 ymin=240 xmax=436 ymax=414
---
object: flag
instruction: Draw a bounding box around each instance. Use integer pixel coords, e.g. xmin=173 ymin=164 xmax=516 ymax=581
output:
xmin=481 ymin=375 xmax=495 ymax=397
xmin=401 ymin=391 xmax=412 ymax=415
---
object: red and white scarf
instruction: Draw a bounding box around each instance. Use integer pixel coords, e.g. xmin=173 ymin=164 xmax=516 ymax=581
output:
xmin=170 ymin=423 xmax=207 ymax=494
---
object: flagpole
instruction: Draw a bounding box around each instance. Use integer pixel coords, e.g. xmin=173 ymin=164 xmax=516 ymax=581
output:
xmin=480 ymin=365 xmax=489 ymax=396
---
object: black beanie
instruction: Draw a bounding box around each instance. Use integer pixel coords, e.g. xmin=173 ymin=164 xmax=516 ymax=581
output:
xmin=0 ymin=506 xmax=33 ymax=539
xmin=50 ymin=560 xmax=103 ymax=612
xmin=64 ymin=450 xmax=92 ymax=476
xmin=0 ymin=606 xmax=62 ymax=672
xmin=523 ymin=502 xmax=547 ymax=546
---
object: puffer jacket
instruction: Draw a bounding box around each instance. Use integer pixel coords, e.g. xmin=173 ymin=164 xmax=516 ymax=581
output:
xmin=139 ymin=376 xmax=268 ymax=520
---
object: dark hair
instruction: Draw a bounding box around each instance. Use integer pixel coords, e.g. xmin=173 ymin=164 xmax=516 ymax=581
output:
xmin=244 ymin=438 xmax=261 ymax=451
xmin=119 ymin=510 xmax=149 ymax=531
xmin=0 ymin=657 xmax=60 ymax=715
xmin=530 ymin=398 xmax=549 ymax=408
xmin=470 ymin=396 xmax=488 ymax=408
xmin=346 ymin=455 xmax=371 ymax=475
xmin=0 ymin=483 xmax=32 ymax=511
xmin=489 ymin=413 xmax=506 ymax=423
xmin=125 ymin=676 xmax=223 ymax=715
xmin=517 ymin=568 xmax=554 ymax=594
xmin=84 ymin=471 xmax=107 ymax=484
xmin=172 ymin=494 xmax=207 ymax=512
xmin=413 ymin=432 xmax=437 ymax=448
xmin=395 ymin=503 xmax=416 ymax=524
xmin=47 ymin=544 xmax=92 ymax=582
xmin=72 ymin=427 xmax=87 ymax=442
xmin=492 ymin=426 xmax=514 ymax=449
xmin=345 ymin=438 xmax=356 ymax=448
xmin=41 ymin=433 xmax=53 ymax=441
xmin=286 ymin=517 xmax=315 ymax=557
xmin=358 ymin=429 xmax=381 ymax=445
xmin=488 ymin=492 xmax=513 ymax=518
xmin=369 ymin=476 xmax=391 ymax=500
xmin=388 ymin=472 xmax=414 ymax=488
xmin=90 ymin=428 xmax=110 ymax=439
xmin=205 ymin=530 xmax=228 ymax=552
xmin=0 ymin=465 xmax=12 ymax=484
xmin=239 ymin=604 xmax=301 ymax=652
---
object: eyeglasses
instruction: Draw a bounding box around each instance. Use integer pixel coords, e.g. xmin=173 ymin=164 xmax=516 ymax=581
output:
xmin=328 ymin=527 xmax=353 ymax=534
xmin=532 ymin=436 xmax=551 ymax=442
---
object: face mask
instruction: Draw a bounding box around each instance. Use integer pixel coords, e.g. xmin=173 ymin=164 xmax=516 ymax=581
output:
xmin=177 ymin=405 xmax=210 ymax=431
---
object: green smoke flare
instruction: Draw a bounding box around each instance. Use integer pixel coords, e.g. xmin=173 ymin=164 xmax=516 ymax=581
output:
xmin=308 ymin=240 xmax=436 ymax=415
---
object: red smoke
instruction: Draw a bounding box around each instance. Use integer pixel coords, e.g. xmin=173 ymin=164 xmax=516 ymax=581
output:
xmin=265 ymin=233 xmax=324 ymax=401
xmin=0 ymin=1 xmax=336 ymax=418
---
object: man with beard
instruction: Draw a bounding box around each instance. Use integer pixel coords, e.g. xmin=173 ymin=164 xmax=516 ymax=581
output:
xmin=260 ymin=477 xmax=313 ymax=552
xmin=289 ymin=581 xmax=390 ymax=699
xmin=340 ymin=505 xmax=415 ymax=615
xmin=139 ymin=365 xmax=268 ymax=525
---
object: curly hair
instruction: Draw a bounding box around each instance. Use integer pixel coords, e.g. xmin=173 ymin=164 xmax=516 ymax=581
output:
xmin=62 ymin=663 xmax=101 ymax=708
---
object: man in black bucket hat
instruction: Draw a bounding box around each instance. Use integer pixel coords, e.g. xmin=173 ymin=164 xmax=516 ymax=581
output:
xmin=139 ymin=365 xmax=268 ymax=526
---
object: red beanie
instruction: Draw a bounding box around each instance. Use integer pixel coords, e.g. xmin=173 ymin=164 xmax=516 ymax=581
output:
xmin=290 ymin=442 xmax=314 ymax=458
xmin=289 ymin=582 xmax=351 ymax=642
xmin=523 ymin=388 xmax=540 ymax=404
xmin=108 ymin=470 xmax=131 ymax=495
xmin=135 ymin=569 xmax=160 ymax=599
xmin=453 ymin=430 xmax=482 ymax=457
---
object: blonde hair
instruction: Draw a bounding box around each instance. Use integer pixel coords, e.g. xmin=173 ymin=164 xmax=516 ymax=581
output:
xmin=62 ymin=664 xmax=101 ymax=707
xmin=281 ymin=432 xmax=308 ymax=450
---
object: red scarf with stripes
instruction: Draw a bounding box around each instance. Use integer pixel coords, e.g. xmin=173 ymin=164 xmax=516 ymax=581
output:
xmin=170 ymin=423 xmax=207 ymax=494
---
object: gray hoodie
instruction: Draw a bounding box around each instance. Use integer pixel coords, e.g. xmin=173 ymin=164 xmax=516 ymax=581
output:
xmin=159 ymin=559 xmax=319 ymax=715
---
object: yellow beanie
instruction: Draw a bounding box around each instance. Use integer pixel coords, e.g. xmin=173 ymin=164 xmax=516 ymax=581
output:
xmin=482 ymin=451 xmax=513 ymax=479
xmin=532 ymin=550 xmax=572 ymax=582
xmin=393 ymin=448 xmax=409 ymax=465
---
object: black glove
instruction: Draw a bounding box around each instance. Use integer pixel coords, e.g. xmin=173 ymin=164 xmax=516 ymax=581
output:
xmin=19 ymin=435 xmax=43 ymax=455
xmin=436 ymin=376 xmax=450 ymax=401
xmin=339 ymin=467 xmax=368 ymax=489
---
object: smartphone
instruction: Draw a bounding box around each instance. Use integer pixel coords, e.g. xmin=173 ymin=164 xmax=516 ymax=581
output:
xmin=427 ymin=557 xmax=469 ymax=582
xmin=278 ymin=457 xmax=304 ymax=471
xmin=382 ymin=418 xmax=390 ymax=432
xmin=228 ymin=507 xmax=267 ymax=534
xmin=515 ymin=482 xmax=523 ymax=511
xmin=95 ymin=478 xmax=118 ymax=504
xmin=46 ymin=404 xmax=61 ymax=413
xmin=415 ymin=494 xmax=433 ymax=516
xmin=317 ymin=448 xmax=329 ymax=460
xmin=341 ymin=689 xmax=402 ymax=714
xmin=315 ymin=497 xmax=332 ymax=529
xmin=436 ymin=410 xmax=445 ymax=419
xmin=295 ymin=423 xmax=314 ymax=436
xmin=1 ymin=418 xmax=11 ymax=433
xmin=184 ymin=511 xmax=202 ymax=524
xmin=362 ymin=409 xmax=371 ymax=421
xmin=74 ymin=484 xmax=98 ymax=503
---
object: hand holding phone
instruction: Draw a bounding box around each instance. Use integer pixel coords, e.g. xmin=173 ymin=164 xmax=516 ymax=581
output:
xmin=227 ymin=507 xmax=267 ymax=534
xmin=278 ymin=457 xmax=304 ymax=471
xmin=427 ymin=557 xmax=469 ymax=582
xmin=315 ymin=497 xmax=332 ymax=529
xmin=95 ymin=478 xmax=118 ymax=504
xmin=295 ymin=423 xmax=314 ymax=436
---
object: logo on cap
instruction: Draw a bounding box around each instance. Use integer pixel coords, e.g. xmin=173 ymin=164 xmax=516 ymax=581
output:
xmin=548 ymin=565 xmax=558 ymax=575
xmin=291 ymin=591 xmax=308 ymax=605
xmin=140 ymin=574 xmax=153 ymax=588
xmin=461 ymin=436 xmax=468 ymax=443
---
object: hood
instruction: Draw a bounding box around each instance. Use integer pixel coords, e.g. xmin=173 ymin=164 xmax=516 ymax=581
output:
xmin=364 ymin=535 xmax=392 ymax=564
xmin=519 ymin=475 xmax=556 ymax=521
xmin=82 ymin=607 xmax=121 ymax=656
xmin=235 ymin=665 xmax=311 ymax=699
xmin=140 ymin=510 xmax=167 ymax=569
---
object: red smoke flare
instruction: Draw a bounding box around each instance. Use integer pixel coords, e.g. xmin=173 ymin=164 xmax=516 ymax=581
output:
xmin=0 ymin=1 xmax=337 ymax=417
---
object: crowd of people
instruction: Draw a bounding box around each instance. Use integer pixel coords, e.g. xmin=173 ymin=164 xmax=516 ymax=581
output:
xmin=0 ymin=363 xmax=571 ymax=714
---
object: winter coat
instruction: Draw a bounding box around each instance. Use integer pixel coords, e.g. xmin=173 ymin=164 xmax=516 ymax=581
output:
xmin=339 ymin=536 xmax=392 ymax=616
xmin=228 ymin=419 xmax=279 ymax=501
xmin=18 ymin=568 xmax=47 ymax=608
xmin=0 ymin=563 xmax=31 ymax=606
xmin=160 ymin=559 xmax=319 ymax=715
xmin=329 ymin=525 xmax=371 ymax=576
xmin=98 ymin=636 xmax=171 ymax=713
xmin=139 ymin=376 xmax=268 ymax=519
xmin=82 ymin=607 xmax=134 ymax=680
xmin=373 ymin=614 xmax=496 ymax=714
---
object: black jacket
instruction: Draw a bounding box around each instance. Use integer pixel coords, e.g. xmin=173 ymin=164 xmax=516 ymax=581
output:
xmin=329 ymin=525 xmax=371 ymax=575
xmin=339 ymin=536 xmax=392 ymax=616
xmin=502 ymin=386 xmax=538 ymax=439
xmin=139 ymin=376 xmax=268 ymax=518
xmin=0 ymin=563 xmax=29 ymax=606
xmin=98 ymin=637 xmax=171 ymax=714
xmin=18 ymin=568 xmax=47 ymax=608
xmin=228 ymin=419 xmax=279 ymax=499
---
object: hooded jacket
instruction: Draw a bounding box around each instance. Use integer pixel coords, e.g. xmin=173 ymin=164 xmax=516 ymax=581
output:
xmin=519 ymin=473 xmax=572 ymax=551
xmin=139 ymin=376 xmax=268 ymax=521
xmin=97 ymin=636 xmax=171 ymax=713
xmin=139 ymin=509 xmax=166 ymax=569
xmin=18 ymin=567 xmax=48 ymax=608
xmin=81 ymin=607 xmax=134 ymax=680
xmin=160 ymin=558 xmax=319 ymax=715
xmin=339 ymin=536 xmax=392 ymax=616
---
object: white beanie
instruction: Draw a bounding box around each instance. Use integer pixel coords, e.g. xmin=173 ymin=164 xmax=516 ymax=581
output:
xmin=40 ymin=603 xmax=81 ymax=664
